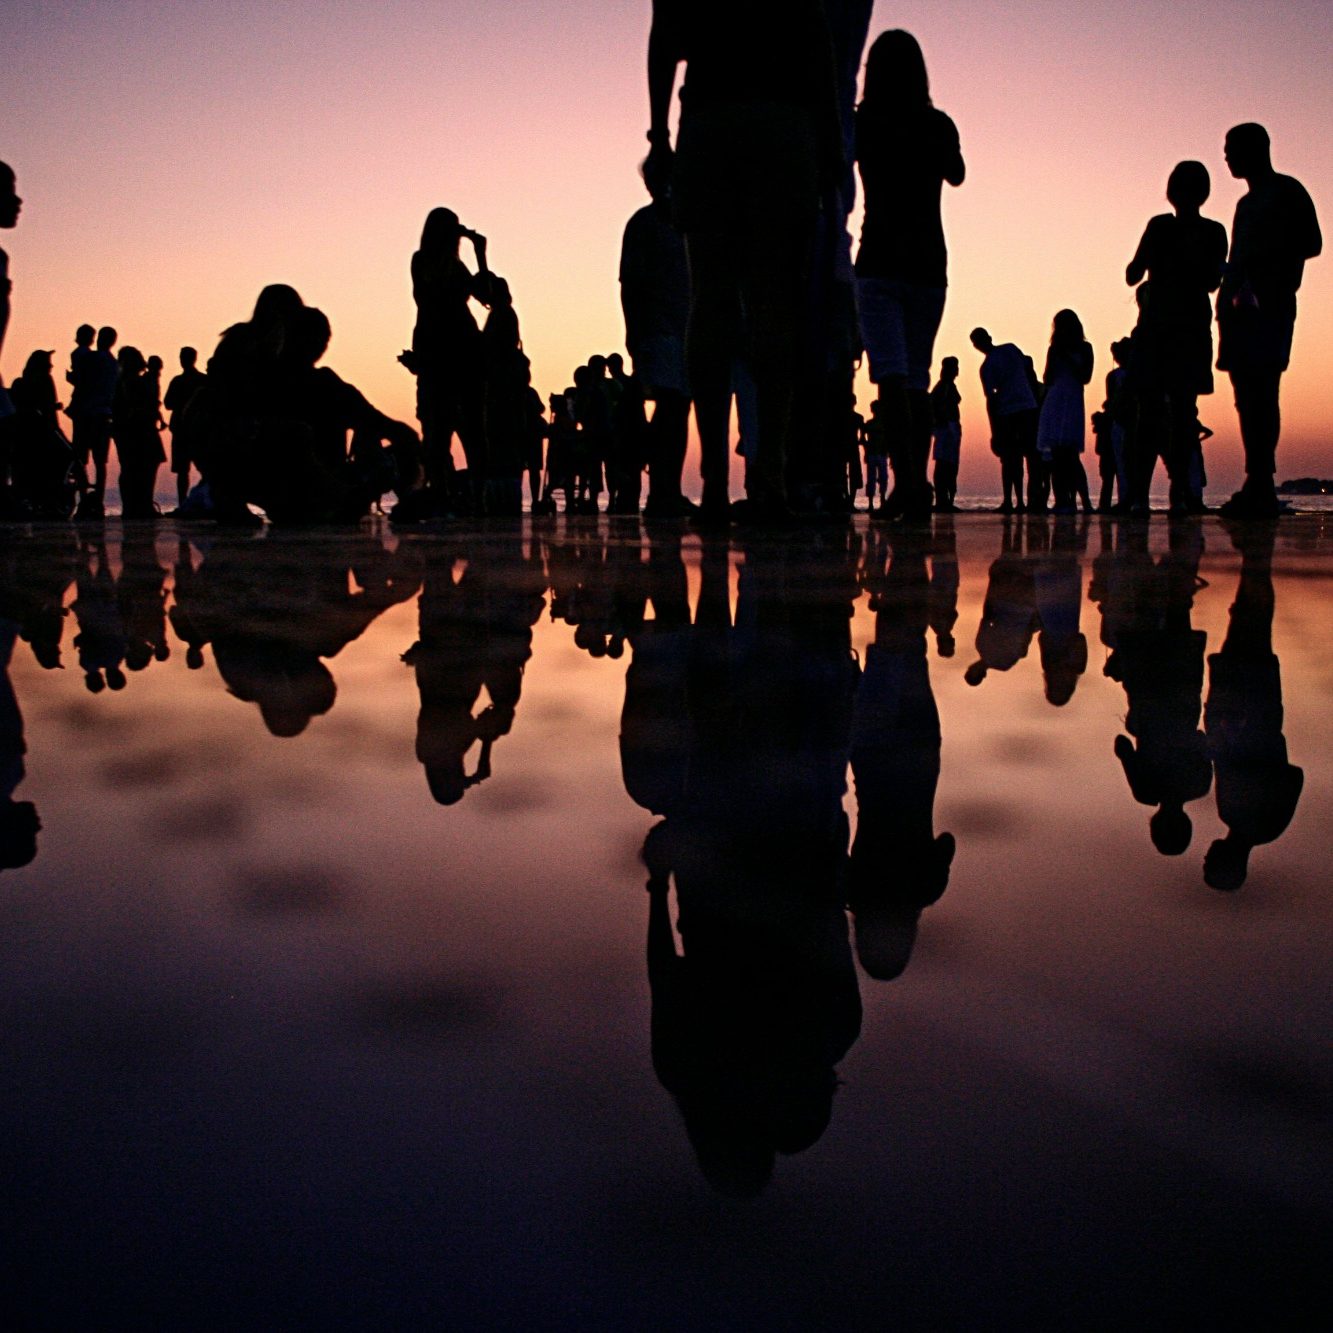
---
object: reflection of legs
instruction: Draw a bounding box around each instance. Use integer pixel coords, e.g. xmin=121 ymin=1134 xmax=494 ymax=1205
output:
xmin=1231 ymin=368 xmax=1282 ymax=501
xmin=684 ymin=230 xmax=742 ymax=512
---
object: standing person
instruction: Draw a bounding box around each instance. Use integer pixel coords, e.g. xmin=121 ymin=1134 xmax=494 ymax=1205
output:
xmin=620 ymin=153 xmax=693 ymax=518
xmin=970 ymin=328 xmax=1038 ymax=514
xmin=646 ymin=0 xmax=844 ymax=521
xmin=64 ymin=324 xmax=96 ymax=488
xmin=1101 ymin=338 xmax=1134 ymax=512
xmin=1125 ymin=161 xmax=1228 ymax=513
xmin=1216 ymin=124 xmax=1321 ymax=518
xmin=862 ymin=400 xmax=889 ymax=513
xmin=111 ymin=347 xmax=165 ymax=519
xmin=854 ymin=30 xmax=965 ymax=521
xmin=403 ymin=207 xmax=492 ymax=514
xmin=71 ymin=326 xmax=120 ymax=517
xmin=929 ymin=356 xmax=961 ymax=511
xmin=1037 ymin=311 xmax=1094 ymax=514
xmin=164 ymin=346 xmax=206 ymax=509
xmin=0 ymin=162 xmax=20 ymax=403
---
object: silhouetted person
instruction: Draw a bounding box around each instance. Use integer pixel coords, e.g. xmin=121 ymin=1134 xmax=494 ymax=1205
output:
xmin=1216 ymin=124 xmax=1322 ymax=518
xmin=970 ymin=328 xmax=1038 ymax=513
xmin=67 ymin=325 xmax=119 ymax=518
xmin=1037 ymin=310 xmax=1094 ymax=515
xmin=1125 ymin=161 xmax=1228 ymax=513
xmin=930 ymin=355 xmax=961 ymax=511
xmin=0 ymin=526 xmax=76 ymax=669
xmin=404 ymin=208 xmax=491 ymax=513
xmin=71 ymin=538 xmax=127 ymax=693
xmin=6 ymin=350 xmax=76 ymax=516
xmin=927 ymin=515 xmax=960 ymax=657
xmin=164 ymin=346 xmax=206 ymax=509
xmin=1103 ymin=521 xmax=1211 ymax=855
xmin=0 ymin=617 xmax=39 ymax=872
xmin=118 ymin=529 xmax=171 ymax=669
xmin=620 ymin=152 xmax=693 ymax=518
xmin=1032 ymin=516 xmax=1088 ymax=706
xmin=646 ymin=0 xmax=843 ymax=521
xmin=1203 ymin=522 xmax=1302 ymax=890
xmin=0 ymin=162 xmax=21 ymax=407
xmin=111 ymin=346 xmax=165 ymax=519
xmin=849 ymin=528 xmax=954 ymax=978
xmin=855 ymin=30 xmax=964 ymax=521
xmin=1100 ymin=337 xmax=1134 ymax=512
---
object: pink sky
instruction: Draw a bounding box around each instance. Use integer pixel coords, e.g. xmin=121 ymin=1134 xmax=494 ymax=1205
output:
xmin=5 ymin=0 xmax=1331 ymax=494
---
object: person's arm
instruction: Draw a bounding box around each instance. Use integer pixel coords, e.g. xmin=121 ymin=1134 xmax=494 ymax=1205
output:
xmin=646 ymin=0 xmax=684 ymax=173
xmin=1295 ymin=182 xmax=1323 ymax=262
xmin=939 ymin=112 xmax=965 ymax=187
xmin=1125 ymin=222 xmax=1152 ymax=286
xmin=0 ymin=248 xmax=10 ymax=365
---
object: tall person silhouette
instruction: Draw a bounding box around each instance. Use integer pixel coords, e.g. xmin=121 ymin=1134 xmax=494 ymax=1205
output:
xmin=0 ymin=163 xmax=22 ymax=428
xmin=1215 ymin=124 xmax=1321 ymax=518
xmin=854 ymin=31 xmax=964 ymax=522
xmin=646 ymin=0 xmax=843 ymax=522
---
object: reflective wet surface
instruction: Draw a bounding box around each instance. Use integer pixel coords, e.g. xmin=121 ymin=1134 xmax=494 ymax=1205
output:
xmin=3 ymin=515 xmax=1331 ymax=1328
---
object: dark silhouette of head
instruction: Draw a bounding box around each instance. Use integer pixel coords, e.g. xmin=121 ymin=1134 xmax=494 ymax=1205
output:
xmin=420 ymin=207 xmax=462 ymax=257
xmin=0 ymin=801 xmax=40 ymax=870
xmin=969 ymin=327 xmax=993 ymax=354
xmin=0 ymin=162 xmax=20 ymax=229
xmin=118 ymin=346 xmax=146 ymax=377
xmin=1204 ymin=835 xmax=1249 ymax=891
xmin=849 ymin=832 xmax=955 ymax=980
xmin=1224 ymin=123 xmax=1271 ymax=181
xmin=250 ymin=284 xmax=304 ymax=328
xmin=180 ymin=346 xmax=198 ymax=369
xmin=607 ymin=352 xmax=625 ymax=378
xmin=1050 ymin=309 xmax=1085 ymax=351
xmin=940 ymin=355 xmax=959 ymax=382
xmin=641 ymin=152 xmax=672 ymax=204
xmin=146 ymin=355 xmax=163 ymax=376
xmin=106 ymin=667 xmax=127 ymax=691
xmin=1111 ymin=337 xmax=1131 ymax=367
xmin=21 ymin=349 xmax=53 ymax=380
xmin=1150 ymin=804 xmax=1193 ymax=856
xmin=291 ymin=306 xmax=333 ymax=367
xmin=96 ymin=326 xmax=117 ymax=352
xmin=863 ymin=30 xmax=930 ymax=111
xmin=76 ymin=324 xmax=96 ymax=348
xmin=1167 ymin=160 xmax=1211 ymax=213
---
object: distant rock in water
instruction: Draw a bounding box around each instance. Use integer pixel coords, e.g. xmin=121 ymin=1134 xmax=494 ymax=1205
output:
xmin=1277 ymin=478 xmax=1333 ymax=495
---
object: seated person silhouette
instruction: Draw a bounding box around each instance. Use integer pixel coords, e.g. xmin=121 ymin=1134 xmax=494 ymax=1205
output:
xmin=1203 ymin=523 xmax=1302 ymax=890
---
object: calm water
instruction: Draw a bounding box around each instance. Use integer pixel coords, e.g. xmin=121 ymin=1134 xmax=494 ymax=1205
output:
xmin=2 ymin=515 xmax=1330 ymax=1329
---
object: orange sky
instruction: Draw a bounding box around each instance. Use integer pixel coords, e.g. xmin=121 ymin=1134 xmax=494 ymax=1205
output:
xmin=5 ymin=1 xmax=1331 ymax=494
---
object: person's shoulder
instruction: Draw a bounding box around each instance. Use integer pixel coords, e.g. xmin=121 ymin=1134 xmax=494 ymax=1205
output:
xmin=1275 ymin=172 xmax=1317 ymax=208
xmin=930 ymin=107 xmax=960 ymax=139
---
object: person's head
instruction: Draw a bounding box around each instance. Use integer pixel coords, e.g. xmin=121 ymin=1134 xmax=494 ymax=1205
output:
xmin=640 ymin=151 xmax=671 ymax=204
xmin=970 ymin=327 xmax=993 ymax=354
xmin=940 ymin=355 xmax=959 ymax=382
xmin=1203 ymin=835 xmax=1249 ymax=891
xmin=964 ymin=659 xmax=988 ymax=686
xmin=1150 ymin=804 xmax=1193 ymax=856
xmin=21 ymin=349 xmax=53 ymax=381
xmin=935 ymin=630 xmax=956 ymax=658
xmin=118 ymin=346 xmax=146 ymax=376
xmin=96 ymin=326 xmax=117 ymax=352
xmin=588 ymin=354 xmax=607 ymax=376
xmin=0 ymin=162 xmax=21 ymax=229
xmin=75 ymin=324 xmax=96 ymax=348
xmin=1166 ymin=160 xmax=1210 ymax=213
xmin=146 ymin=354 xmax=163 ymax=376
xmin=863 ymin=29 xmax=930 ymax=111
xmin=0 ymin=800 xmax=40 ymax=871
xmin=180 ymin=346 xmax=198 ymax=370
xmin=250 ymin=284 xmax=303 ymax=328
xmin=607 ymin=352 xmax=625 ymax=378
xmin=420 ymin=206 xmax=462 ymax=257
xmin=1111 ymin=337 xmax=1131 ymax=367
xmin=1224 ymin=123 xmax=1271 ymax=181
xmin=490 ymin=275 xmax=512 ymax=308
xmin=1051 ymin=309 xmax=1085 ymax=350
xmin=290 ymin=306 xmax=332 ymax=367
xmin=105 ymin=666 xmax=127 ymax=691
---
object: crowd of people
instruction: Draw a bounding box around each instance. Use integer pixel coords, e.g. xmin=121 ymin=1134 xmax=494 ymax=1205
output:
xmin=0 ymin=13 xmax=1323 ymax=525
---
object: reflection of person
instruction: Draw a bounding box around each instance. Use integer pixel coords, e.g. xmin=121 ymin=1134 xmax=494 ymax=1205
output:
xmin=849 ymin=529 xmax=953 ymax=979
xmin=964 ymin=521 xmax=1038 ymax=686
xmin=1216 ymin=124 xmax=1321 ymax=518
xmin=1203 ymin=523 xmax=1302 ymax=890
xmin=855 ymin=31 xmax=964 ymax=520
xmin=626 ymin=537 xmax=862 ymax=1194
xmin=0 ymin=619 xmax=39 ymax=872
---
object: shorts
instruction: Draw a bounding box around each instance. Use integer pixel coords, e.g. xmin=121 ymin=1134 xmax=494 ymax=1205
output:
xmin=857 ymin=278 xmax=946 ymax=391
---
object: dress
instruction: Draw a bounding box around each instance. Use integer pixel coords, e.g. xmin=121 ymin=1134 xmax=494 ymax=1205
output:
xmin=1037 ymin=344 xmax=1092 ymax=456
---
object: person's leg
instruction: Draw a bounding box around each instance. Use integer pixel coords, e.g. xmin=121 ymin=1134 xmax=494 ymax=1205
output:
xmin=684 ymin=229 xmax=741 ymax=514
xmin=91 ymin=420 xmax=111 ymax=498
xmin=1231 ymin=367 xmax=1282 ymax=504
xmin=904 ymin=286 xmax=946 ymax=516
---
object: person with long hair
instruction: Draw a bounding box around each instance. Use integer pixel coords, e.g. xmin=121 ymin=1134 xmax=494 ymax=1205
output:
xmin=405 ymin=207 xmax=492 ymax=512
xmin=854 ymin=30 xmax=964 ymax=521
xmin=111 ymin=347 xmax=166 ymax=519
xmin=1037 ymin=310 xmax=1094 ymax=514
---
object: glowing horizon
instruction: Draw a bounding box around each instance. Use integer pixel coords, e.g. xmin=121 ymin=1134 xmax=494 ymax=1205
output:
xmin=5 ymin=0 xmax=1331 ymax=496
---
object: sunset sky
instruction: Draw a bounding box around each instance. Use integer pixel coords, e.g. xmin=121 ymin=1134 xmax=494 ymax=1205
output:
xmin=5 ymin=0 xmax=1331 ymax=495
